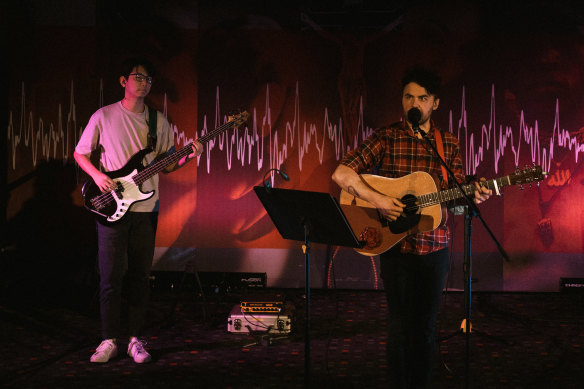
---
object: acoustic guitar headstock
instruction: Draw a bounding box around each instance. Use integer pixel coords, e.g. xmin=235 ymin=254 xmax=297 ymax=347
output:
xmin=509 ymin=165 xmax=547 ymax=187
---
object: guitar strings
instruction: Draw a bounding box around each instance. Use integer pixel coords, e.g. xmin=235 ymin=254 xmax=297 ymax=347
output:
xmin=401 ymin=183 xmax=484 ymax=213
xmin=89 ymin=114 xmax=247 ymax=214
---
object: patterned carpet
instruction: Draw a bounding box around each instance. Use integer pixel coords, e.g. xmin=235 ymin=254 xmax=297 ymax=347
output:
xmin=1 ymin=276 xmax=583 ymax=389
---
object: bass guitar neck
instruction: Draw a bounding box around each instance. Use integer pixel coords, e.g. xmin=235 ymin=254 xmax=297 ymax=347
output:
xmin=82 ymin=110 xmax=249 ymax=222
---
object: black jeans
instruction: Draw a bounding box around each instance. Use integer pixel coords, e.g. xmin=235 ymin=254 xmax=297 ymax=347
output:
xmin=380 ymin=246 xmax=449 ymax=389
xmin=96 ymin=212 xmax=158 ymax=340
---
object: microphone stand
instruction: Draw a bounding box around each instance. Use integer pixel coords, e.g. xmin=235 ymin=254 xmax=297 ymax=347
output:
xmin=414 ymin=123 xmax=509 ymax=389
xmin=263 ymin=168 xmax=290 ymax=192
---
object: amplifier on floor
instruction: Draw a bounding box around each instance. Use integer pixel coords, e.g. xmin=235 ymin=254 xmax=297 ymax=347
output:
xmin=560 ymin=277 xmax=584 ymax=293
xmin=198 ymin=272 xmax=267 ymax=294
xmin=227 ymin=305 xmax=292 ymax=334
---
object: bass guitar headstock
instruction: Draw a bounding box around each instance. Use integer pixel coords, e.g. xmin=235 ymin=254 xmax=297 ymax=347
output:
xmin=227 ymin=110 xmax=249 ymax=128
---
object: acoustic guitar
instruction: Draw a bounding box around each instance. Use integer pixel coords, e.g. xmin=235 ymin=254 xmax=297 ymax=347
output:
xmin=339 ymin=166 xmax=545 ymax=256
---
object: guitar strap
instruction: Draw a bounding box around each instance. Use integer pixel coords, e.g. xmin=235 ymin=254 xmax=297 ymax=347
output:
xmin=147 ymin=106 xmax=157 ymax=150
xmin=433 ymin=129 xmax=449 ymax=187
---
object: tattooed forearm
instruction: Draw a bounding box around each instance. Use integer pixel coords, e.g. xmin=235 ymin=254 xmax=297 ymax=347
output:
xmin=347 ymin=185 xmax=360 ymax=198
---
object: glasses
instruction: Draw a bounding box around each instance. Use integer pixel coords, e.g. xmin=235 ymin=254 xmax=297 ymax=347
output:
xmin=129 ymin=73 xmax=153 ymax=84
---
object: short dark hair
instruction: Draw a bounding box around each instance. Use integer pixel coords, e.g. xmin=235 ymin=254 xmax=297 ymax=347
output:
xmin=401 ymin=67 xmax=441 ymax=98
xmin=119 ymin=56 xmax=157 ymax=78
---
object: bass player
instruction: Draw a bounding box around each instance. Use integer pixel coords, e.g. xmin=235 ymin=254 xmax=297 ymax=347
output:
xmin=74 ymin=57 xmax=202 ymax=364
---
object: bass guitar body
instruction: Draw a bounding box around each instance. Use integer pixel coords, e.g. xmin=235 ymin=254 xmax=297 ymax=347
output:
xmin=81 ymin=149 xmax=154 ymax=223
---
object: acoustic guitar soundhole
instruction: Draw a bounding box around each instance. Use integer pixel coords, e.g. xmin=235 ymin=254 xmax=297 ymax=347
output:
xmin=387 ymin=194 xmax=421 ymax=234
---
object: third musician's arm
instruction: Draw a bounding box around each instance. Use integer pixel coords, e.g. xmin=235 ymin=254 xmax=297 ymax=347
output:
xmin=332 ymin=164 xmax=405 ymax=221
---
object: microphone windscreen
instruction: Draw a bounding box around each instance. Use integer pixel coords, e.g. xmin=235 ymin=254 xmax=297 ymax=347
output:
xmin=407 ymin=108 xmax=421 ymax=125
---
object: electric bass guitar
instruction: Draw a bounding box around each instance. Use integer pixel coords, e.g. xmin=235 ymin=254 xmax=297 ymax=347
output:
xmin=339 ymin=166 xmax=545 ymax=256
xmin=82 ymin=111 xmax=249 ymax=222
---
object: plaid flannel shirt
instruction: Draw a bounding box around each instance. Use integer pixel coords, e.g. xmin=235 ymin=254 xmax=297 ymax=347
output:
xmin=340 ymin=120 xmax=465 ymax=255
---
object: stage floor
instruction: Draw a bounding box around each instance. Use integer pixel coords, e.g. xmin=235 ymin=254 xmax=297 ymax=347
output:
xmin=1 ymin=283 xmax=583 ymax=388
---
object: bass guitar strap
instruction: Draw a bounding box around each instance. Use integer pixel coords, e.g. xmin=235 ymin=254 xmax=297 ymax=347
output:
xmin=147 ymin=106 xmax=157 ymax=150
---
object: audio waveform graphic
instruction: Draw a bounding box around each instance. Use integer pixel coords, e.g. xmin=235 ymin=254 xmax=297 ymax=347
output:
xmin=453 ymin=85 xmax=583 ymax=175
xmin=7 ymin=81 xmax=583 ymax=179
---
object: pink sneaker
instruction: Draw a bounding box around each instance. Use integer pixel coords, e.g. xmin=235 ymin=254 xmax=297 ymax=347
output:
xmin=127 ymin=337 xmax=152 ymax=363
xmin=90 ymin=339 xmax=118 ymax=363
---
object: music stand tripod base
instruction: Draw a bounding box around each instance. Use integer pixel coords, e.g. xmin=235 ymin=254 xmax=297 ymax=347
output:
xmin=254 ymin=186 xmax=362 ymax=386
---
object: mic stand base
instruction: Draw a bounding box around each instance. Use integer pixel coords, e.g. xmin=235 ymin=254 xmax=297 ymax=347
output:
xmin=438 ymin=207 xmax=508 ymax=389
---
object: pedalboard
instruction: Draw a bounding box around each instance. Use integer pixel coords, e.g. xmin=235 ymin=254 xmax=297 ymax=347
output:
xmin=240 ymin=301 xmax=283 ymax=313
xmin=227 ymin=304 xmax=292 ymax=334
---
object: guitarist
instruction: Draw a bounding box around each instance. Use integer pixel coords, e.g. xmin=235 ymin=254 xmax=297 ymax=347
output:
xmin=332 ymin=67 xmax=492 ymax=389
xmin=74 ymin=57 xmax=202 ymax=364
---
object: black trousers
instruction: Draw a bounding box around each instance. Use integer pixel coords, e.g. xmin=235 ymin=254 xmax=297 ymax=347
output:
xmin=96 ymin=212 xmax=158 ymax=340
xmin=380 ymin=246 xmax=449 ymax=389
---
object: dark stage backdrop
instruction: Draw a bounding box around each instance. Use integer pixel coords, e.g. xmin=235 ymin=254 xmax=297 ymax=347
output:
xmin=5 ymin=1 xmax=584 ymax=291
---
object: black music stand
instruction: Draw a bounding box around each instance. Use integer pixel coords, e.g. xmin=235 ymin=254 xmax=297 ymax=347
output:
xmin=254 ymin=186 xmax=362 ymax=387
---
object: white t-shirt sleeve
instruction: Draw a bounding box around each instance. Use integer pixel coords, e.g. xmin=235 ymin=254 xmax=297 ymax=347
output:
xmin=75 ymin=110 xmax=102 ymax=156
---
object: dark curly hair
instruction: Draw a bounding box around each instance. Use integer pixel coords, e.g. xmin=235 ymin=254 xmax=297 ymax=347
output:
xmin=401 ymin=67 xmax=441 ymax=98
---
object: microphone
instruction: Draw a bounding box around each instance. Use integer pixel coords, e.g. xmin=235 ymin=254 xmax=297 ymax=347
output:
xmin=407 ymin=108 xmax=421 ymax=133
xmin=263 ymin=168 xmax=290 ymax=191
